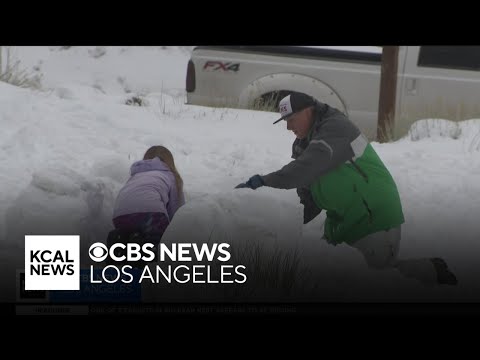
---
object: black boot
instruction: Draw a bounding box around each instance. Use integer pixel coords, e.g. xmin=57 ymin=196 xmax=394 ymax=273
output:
xmin=431 ymin=258 xmax=458 ymax=285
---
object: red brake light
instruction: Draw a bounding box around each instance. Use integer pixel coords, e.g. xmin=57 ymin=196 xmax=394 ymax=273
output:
xmin=186 ymin=60 xmax=195 ymax=92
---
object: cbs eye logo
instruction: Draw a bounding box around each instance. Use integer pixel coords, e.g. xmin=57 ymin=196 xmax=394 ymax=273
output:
xmin=89 ymin=243 xmax=109 ymax=262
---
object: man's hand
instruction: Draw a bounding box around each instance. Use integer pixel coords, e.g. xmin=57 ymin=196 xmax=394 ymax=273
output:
xmin=235 ymin=175 xmax=264 ymax=190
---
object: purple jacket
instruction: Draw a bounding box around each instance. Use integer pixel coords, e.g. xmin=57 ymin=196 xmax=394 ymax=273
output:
xmin=113 ymin=157 xmax=185 ymax=222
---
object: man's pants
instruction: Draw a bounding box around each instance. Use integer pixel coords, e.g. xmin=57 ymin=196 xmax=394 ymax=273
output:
xmin=350 ymin=226 xmax=438 ymax=285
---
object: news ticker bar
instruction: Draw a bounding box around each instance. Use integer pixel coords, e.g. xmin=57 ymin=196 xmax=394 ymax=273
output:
xmin=14 ymin=303 xmax=298 ymax=315
xmin=7 ymin=303 xmax=480 ymax=316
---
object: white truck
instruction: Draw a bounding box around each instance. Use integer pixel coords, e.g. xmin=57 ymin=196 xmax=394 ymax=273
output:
xmin=185 ymin=46 xmax=480 ymax=139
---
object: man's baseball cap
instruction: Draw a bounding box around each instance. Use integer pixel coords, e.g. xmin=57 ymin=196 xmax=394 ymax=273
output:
xmin=273 ymin=92 xmax=317 ymax=124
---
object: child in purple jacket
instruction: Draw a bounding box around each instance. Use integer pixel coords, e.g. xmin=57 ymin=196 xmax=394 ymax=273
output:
xmin=112 ymin=146 xmax=185 ymax=245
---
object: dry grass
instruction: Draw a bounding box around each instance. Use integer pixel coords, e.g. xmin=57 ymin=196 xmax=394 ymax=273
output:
xmin=0 ymin=47 xmax=42 ymax=89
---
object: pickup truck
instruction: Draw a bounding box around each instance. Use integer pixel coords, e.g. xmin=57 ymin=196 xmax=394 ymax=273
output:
xmin=185 ymin=46 xmax=480 ymax=139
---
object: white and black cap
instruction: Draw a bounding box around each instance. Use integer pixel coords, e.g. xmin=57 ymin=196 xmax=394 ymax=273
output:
xmin=273 ymin=92 xmax=317 ymax=124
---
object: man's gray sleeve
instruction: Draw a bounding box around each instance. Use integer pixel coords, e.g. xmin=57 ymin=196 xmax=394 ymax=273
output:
xmin=261 ymin=134 xmax=353 ymax=190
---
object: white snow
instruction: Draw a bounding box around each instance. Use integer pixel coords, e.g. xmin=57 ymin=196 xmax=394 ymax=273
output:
xmin=1 ymin=46 xmax=480 ymax=302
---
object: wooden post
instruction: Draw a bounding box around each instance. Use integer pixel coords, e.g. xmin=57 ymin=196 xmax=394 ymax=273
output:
xmin=377 ymin=46 xmax=399 ymax=143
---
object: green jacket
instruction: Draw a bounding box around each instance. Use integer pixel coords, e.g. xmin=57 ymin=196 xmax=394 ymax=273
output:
xmin=261 ymin=102 xmax=404 ymax=245
xmin=310 ymin=143 xmax=404 ymax=244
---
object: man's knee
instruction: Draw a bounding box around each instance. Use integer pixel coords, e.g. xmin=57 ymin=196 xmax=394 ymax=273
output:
xmin=352 ymin=234 xmax=398 ymax=270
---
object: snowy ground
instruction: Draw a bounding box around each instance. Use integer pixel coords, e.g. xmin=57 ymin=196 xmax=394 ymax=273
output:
xmin=1 ymin=46 xmax=480 ymax=302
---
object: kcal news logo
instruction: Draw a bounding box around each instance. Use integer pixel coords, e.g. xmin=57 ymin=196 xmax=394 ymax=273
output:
xmin=25 ymin=235 xmax=80 ymax=290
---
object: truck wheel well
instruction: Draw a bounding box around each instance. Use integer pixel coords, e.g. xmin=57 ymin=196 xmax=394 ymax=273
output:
xmin=253 ymin=90 xmax=293 ymax=112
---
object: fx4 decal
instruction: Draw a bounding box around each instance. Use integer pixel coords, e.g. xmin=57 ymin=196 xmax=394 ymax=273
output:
xmin=203 ymin=61 xmax=240 ymax=72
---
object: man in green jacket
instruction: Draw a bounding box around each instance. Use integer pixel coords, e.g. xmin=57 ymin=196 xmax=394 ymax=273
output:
xmin=236 ymin=91 xmax=457 ymax=286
